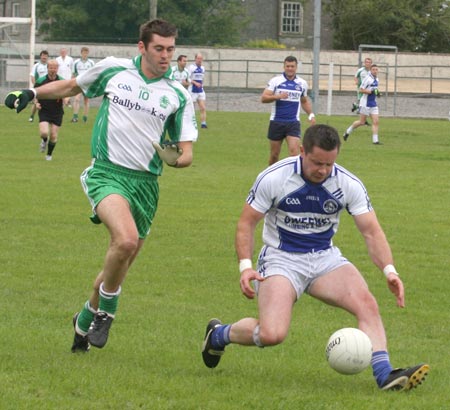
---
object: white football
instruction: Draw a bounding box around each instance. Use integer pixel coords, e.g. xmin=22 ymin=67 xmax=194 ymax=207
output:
xmin=325 ymin=327 xmax=372 ymax=375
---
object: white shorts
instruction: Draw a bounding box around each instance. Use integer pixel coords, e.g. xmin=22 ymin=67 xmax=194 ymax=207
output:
xmin=255 ymin=245 xmax=350 ymax=299
xmin=359 ymin=106 xmax=379 ymax=116
xmin=190 ymin=91 xmax=206 ymax=102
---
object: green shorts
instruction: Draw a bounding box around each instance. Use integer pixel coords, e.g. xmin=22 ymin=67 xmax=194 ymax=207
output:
xmin=80 ymin=159 xmax=159 ymax=238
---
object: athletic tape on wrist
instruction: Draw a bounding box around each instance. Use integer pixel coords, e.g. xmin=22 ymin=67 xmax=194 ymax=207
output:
xmin=383 ymin=264 xmax=398 ymax=277
xmin=239 ymin=259 xmax=252 ymax=273
xmin=308 ymin=113 xmax=315 ymax=121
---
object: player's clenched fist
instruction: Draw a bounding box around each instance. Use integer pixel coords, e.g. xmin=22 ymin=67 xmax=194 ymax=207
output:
xmin=4 ymin=89 xmax=36 ymax=113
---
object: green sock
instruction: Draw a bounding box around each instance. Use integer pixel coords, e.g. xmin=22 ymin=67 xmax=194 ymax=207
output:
xmin=77 ymin=301 xmax=96 ymax=334
xmin=73 ymin=113 xmax=78 ymax=119
xmin=99 ymin=283 xmax=121 ymax=317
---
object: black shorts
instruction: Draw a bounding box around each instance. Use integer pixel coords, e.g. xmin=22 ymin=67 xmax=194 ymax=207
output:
xmin=39 ymin=110 xmax=64 ymax=127
xmin=267 ymin=121 xmax=301 ymax=141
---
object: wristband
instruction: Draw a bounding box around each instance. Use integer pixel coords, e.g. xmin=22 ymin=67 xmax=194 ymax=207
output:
xmin=383 ymin=264 xmax=398 ymax=277
xmin=239 ymin=259 xmax=252 ymax=273
xmin=308 ymin=113 xmax=315 ymax=121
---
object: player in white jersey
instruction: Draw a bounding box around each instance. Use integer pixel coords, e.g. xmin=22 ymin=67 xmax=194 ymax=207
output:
xmin=71 ymin=47 xmax=95 ymax=123
xmin=172 ymin=54 xmax=190 ymax=88
xmin=56 ymin=47 xmax=74 ymax=107
xmin=352 ymin=57 xmax=373 ymax=114
xmin=5 ymin=19 xmax=198 ymax=352
xmin=28 ymin=50 xmax=49 ymax=122
xmin=188 ymin=53 xmax=207 ymax=128
xmin=201 ymin=124 xmax=429 ymax=392
xmin=261 ymin=56 xmax=315 ymax=165
xmin=343 ymin=64 xmax=382 ymax=144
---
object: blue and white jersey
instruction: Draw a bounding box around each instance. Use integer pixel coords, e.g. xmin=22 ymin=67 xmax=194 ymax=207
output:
xmin=188 ymin=64 xmax=205 ymax=93
xmin=266 ymin=73 xmax=308 ymax=122
xmin=247 ymin=156 xmax=372 ymax=253
xmin=359 ymin=73 xmax=379 ymax=108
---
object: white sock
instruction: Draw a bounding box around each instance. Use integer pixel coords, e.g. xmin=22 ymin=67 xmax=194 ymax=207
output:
xmin=372 ymin=134 xmax=379 ymax=143
xmin=346 ymin=126 xmax=353 ymax=134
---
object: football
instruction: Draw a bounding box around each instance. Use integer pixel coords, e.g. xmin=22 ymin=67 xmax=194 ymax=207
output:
xmin=325 ymin=327 xmax=372 ymax=375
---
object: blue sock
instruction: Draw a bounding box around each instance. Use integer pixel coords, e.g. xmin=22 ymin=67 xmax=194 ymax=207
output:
xmin=211 ymin=324 xmax=231 ymax=349
xmin=371 ymin=350 xmax=393 ymax=387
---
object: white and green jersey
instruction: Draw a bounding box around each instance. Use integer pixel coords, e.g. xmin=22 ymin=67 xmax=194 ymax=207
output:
xmin=355 ymin=67 xmax=370 ymax=99
xmin=73 ymin=58 xmax=95 ymax=77
xmin=31 ymin=62 xmax=48 ymax=82
xmin=76 ymin=56 xmax=198 ymax=175
xmin=171 ymin=65 xmax=190 ymax=85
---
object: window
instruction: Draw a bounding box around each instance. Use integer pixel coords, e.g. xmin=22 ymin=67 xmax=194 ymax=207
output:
xmin=12 ymin=2 xmax=20 ymax=34
xmin=281 ymin=2 xmax=303 ymax=34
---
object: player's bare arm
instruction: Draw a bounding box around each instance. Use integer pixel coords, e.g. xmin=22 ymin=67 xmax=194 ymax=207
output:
xmin=235 ymin=203 xmax=265 ymax=298
xmin=353 ymin=211 xmax=405 ymax=307
xmin=35 ymin=78 xmax=82 ymax=99
xmin=261 ymin=89 xmax=288 ymax=103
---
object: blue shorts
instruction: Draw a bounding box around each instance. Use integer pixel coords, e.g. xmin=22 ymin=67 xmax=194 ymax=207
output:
xmin=267 ymin=121 xmax=301 ymax=141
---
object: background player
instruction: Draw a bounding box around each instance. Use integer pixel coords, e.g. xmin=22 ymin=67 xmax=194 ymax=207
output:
xmin=71 ymin=47 xmax=95 ymax=123
xmin=172 ymin=54 xmax=190 ymax=88
xmin=28 ymin=50 xmax=49 ymax=122
xmin=261 ymin=55 xmax=315 ymax=165
xmin=343 ymin=64 xmax=382 ymax=144
xmin=34 ymin=59 xmax=64 ymax=161
xmin=188 ymin=53 xmax=207 ymax=128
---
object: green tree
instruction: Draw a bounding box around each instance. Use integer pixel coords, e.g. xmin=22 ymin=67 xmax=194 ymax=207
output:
xmin=37 ymin=0 xmax=249 ymax=46
xmin=37 ymin=0 xmax=148 ymax=42
xmin=158 ymin=0 xmax=250 ymax=46
xmin=325 ymin=0 xmax=450 ymax=52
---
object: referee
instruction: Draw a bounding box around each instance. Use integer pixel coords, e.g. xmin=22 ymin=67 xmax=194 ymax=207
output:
xmin=35 ymin=59 xmax=64 ymax=161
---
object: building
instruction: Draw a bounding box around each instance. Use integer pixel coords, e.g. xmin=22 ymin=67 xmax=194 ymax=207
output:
xmin=241 ymin=0 xmax=333 ymax=49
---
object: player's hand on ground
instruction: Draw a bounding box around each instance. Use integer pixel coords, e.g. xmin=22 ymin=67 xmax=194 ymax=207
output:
xmin=152 ymin=140 xmax=183 ymax=167
xmin=4 ymin=89 xmax=36 ymax=113
xmin=386 ymin=273 xmax=405 ymax=308
xmin=240 ymin=269 xmax=264 ymax=299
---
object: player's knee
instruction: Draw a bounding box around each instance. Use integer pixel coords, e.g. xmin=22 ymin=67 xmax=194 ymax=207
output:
xmin=258 ymin=325 xmax=288 ymax=346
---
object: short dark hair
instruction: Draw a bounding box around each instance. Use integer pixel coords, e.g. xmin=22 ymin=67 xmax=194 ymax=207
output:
xmin=139 ymin=19 xmax=178 ymax=47
xmin=302 ymin=124 xmax=341 ymax=154
xmin=40 ymin=50 xmax=49 ymax=57
xmin=284 ymin=55 xmax=298 ymax=64
xmin=177 ymin=55 xmax=187 ymax=62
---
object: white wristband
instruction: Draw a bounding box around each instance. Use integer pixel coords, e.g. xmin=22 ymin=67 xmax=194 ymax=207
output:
xmin=239 ymin=259 xmax=252 ymax=273
xmin=308 ymin=113 xmax=315 ymax=121
xmin=383 ymin=264 xmax=398 ymax=277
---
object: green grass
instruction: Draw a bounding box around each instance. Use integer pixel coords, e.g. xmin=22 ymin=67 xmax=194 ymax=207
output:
xmin=0 ymin=106 xmax=449 ymax=409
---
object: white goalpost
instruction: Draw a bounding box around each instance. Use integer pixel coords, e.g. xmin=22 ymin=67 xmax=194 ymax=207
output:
xmin=0 ymin=0 xmax=36 ymax=87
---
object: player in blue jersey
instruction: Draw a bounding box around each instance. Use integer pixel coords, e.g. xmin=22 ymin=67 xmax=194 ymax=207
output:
xmin=188 ymin=53 xmax=207 ymax=128
xmin=261 ymin=56 xmax=316 ymax=165
xmin=343 ymin=64 xmax=382 ymax=144
xmin=202 ymin=124 xmax=429 ymax=391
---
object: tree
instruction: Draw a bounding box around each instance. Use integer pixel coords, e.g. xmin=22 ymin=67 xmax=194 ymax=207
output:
xmin=158 ymin=0 xmax=250 ymax=46
xmin=37 ymin=0 xmax=249 ymax=46
xmin=325 ymin=0 xmax=450 ymax=52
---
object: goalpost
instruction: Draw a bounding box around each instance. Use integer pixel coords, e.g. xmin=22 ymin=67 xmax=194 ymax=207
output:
xmin=0 ymin=0 xmax=36 ymax=87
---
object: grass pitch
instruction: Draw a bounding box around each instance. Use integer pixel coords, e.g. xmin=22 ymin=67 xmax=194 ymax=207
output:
xmin=0 ymin=106 xmax=449 ymax=409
